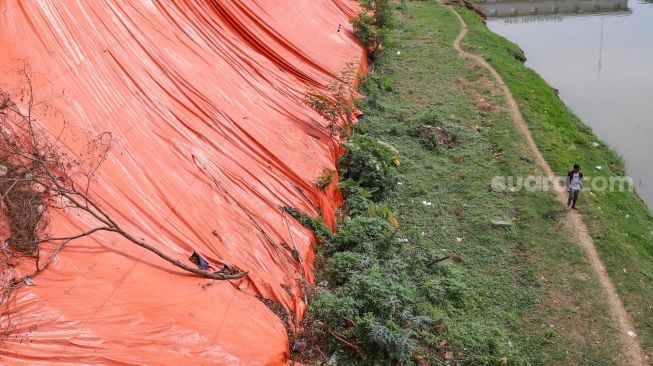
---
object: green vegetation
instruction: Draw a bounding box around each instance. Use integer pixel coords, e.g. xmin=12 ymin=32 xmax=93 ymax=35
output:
xmin=458 ymin=7 xmax=653 ymax=356
xmin=351 ymin=0 xmax=395 ymax=61
xmin=288 ymin=1 xmax=653 ymax=364
xmin=304 ymin=65 xmax=357 ymax=135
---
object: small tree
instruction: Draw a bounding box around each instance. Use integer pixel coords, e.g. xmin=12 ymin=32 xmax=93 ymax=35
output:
xmin=304 ymin=64 xmax=359 ymax=136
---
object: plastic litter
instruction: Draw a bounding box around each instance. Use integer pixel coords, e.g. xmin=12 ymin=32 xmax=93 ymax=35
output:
xmin=189 ymin=250 xmax=212 ymax=271
xmin=491 ymin=220 xmax=512 ymax=227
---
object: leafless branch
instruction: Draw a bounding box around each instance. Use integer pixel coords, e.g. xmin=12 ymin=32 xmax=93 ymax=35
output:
xmin=0 ymin=64 xmax=247 ymax=310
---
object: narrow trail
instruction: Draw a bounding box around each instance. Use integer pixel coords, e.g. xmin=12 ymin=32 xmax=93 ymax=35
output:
xmin=448 ymin=7 xmax=647 ymax=366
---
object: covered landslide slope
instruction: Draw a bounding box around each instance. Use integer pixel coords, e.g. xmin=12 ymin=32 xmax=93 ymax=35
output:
xmin=0 ymin=0 xmax=363 ymax=364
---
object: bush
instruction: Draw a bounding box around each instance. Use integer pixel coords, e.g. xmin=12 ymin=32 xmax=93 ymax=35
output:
xmin=339 ymin=134 xmax=399 ymax=200
xmin=331 ymin=216 xmax=393 ymax=255
xmin=351 ymin=0 xmax=395 ymax=62
xmin=308 ymin=262 xmax=429 ymax=365
xmin=328 ymin=251 xmax=376 ymax=286
xmin=304 ymin=65 xmax=358 ymax=135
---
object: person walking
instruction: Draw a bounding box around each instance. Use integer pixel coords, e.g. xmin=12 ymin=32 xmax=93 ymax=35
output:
xmin=566 ymin=164 xmax=583 ymax=209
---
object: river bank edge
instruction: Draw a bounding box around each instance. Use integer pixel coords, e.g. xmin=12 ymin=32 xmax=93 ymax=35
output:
xmin=458 ymin=1 xmax=653 ymax=356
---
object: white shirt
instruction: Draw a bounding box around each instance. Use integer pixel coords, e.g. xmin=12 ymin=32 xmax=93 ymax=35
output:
xmin=569 ymin=172 xmax=581 ymax=191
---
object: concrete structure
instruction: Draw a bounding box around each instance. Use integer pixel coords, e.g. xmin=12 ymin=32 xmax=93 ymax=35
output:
xmin=478 ymin=0 xmax=630 ymax=18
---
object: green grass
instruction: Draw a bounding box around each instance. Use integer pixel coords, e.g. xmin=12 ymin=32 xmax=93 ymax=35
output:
xmin=457 ymin=7 xmax=653 ymax=357
xmin=295 ymin=1 xmax=652 ymax=364
xmin=303 ymin=1 xmax=641 ymax=364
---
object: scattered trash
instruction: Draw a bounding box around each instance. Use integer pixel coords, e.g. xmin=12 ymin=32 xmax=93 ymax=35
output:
xmin=596 ymin=166 xmax=602 ymax=170
xmin=420 ymin=232 xmax=426 ymax=236
xmin=491 ymin=219 xmax=512 ymax=227
xmin=625 ymin=214 xmax=630 ymax=218
xmin=592 ymin=142 xmax=600 ymax=147
xmin=189 ymin=250 xmax=212 ymax=271
xmin=36 ymin=204 xmax=46 ymax=213
xmin=0 ymin=165 xmax=7 ymax=177
xmin=397 ymin=238 xmax=409 ymax=243
xmin=292 ymin=340 xmax=307 ymax=352
xmin=456 ymin=237 xmax=462 ymax=242
xmin=508 ymin=340 xmax=513 ymax=348
xmin=627 ymin=330 xmax=637 ymax=337
xmin=396 ymin=50 xmax=401 ymax=55
xmin=397 ymin=181 xmax=403 ymax=186
xmin=422 ymin=200 xmax=432 ymax=206
xmin=24 ymin=277 xmax=35 ymax=286
xmin=623 ymin=268 xmax=627 ymax=273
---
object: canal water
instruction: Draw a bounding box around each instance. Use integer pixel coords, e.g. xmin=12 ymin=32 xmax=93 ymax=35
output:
xmin=478 ymin=0 xmax=653 ymax=208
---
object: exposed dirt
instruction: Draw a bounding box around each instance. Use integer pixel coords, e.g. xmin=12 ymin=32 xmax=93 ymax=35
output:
xmin=417 ymin=125 xmax=456 ymax=149
xmin=448 ymin=7 xmax=648 ymax=366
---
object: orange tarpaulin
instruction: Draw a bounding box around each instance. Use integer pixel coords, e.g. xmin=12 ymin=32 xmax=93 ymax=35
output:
xmin=0 ymin=0 xmax=363 ymax=364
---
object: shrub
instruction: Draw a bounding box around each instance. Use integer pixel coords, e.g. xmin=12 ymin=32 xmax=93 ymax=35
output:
xmin=330 ymin=216 xmax=393 ymax=255
xmin=339 ymin=134 xmax=399 ymax=200
xmin=308 ymin=262 xmax=427 ymax=365
xmin=328 ymin=251 xmax=377 ymax=286
xmin=316 ymin=168 xmax=335 ymax=190
xmin=304 ymin=65 xmax=358 ymax=135
xmin=351 ymin=0 xmax=395 ymax=62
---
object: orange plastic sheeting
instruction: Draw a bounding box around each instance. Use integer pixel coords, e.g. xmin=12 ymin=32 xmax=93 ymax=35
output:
xmin=0 ymin=0 xmax=363 ymax=364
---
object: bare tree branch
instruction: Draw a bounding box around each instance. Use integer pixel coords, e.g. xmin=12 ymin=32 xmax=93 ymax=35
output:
xmin=0 ymin=63 xmax=248 ymax=307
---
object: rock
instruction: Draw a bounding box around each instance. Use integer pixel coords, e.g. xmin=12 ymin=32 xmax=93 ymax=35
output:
xmin=491 ymin=220 xmax=512 ymax=227
xmin=0 ymin=165 xmax=7 ymax=177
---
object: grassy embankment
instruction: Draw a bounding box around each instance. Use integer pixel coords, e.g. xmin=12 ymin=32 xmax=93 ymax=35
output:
xmin=289 ymin=1 xmax=651 ymax=364
xmin=457 ymin=6 xmax=653 ymax=357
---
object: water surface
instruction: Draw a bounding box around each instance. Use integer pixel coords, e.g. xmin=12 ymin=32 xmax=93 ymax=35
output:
xmin=479 ymin=0 xmax=653 ymax=208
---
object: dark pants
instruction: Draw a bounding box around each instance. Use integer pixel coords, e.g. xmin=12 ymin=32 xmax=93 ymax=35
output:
xmin=568 ymin=189 xmax=580 ymax=205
